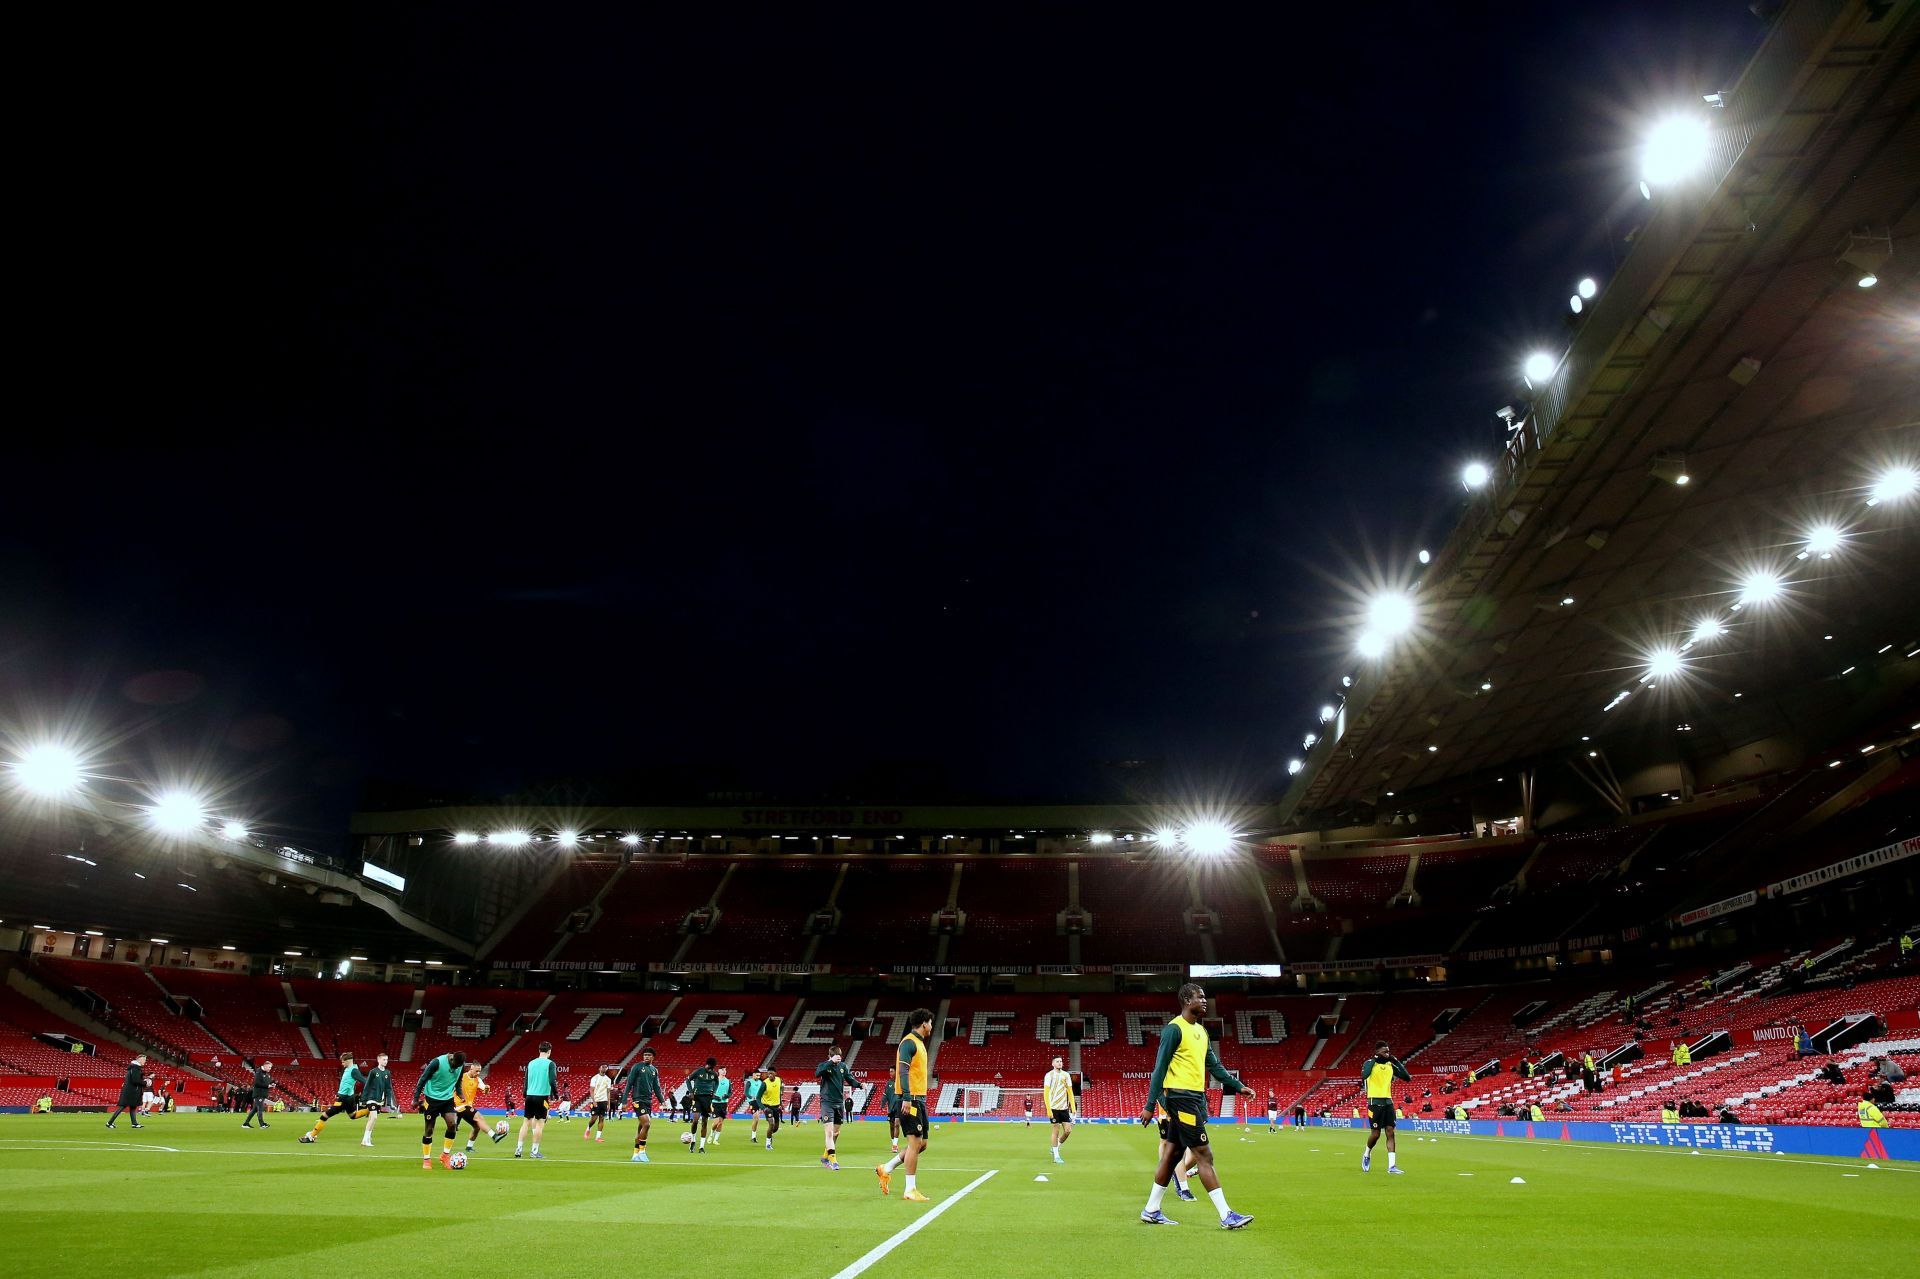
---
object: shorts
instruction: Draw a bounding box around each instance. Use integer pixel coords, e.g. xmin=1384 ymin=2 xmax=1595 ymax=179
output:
xmin=886 ymin=1100 xmax=901 ymax=1121
xmin=1159 ymin=1090 xmax=1209 ymax=1151
xmin=1368 ymin=1100 xmax=1396 ymax=1131
xmin=897 ymin=1097 xmax=930 ymax=1140
xmin=421 ymin=1096 xmax=457 ymax=1119
xmin=1049 ymin=1108 xmax=1072 ymax=1124
xmin=525 ymin=1097 xmax=549 ymax=1120
xmin=591 ymin=1102 xmax=609 ymax=1120
xmin=821 ymin=1104 xmax=847 ymax=1125
xmin=761 ymin=1101 xmax=782 ymax=1117
xmin=695 ymin=1096 xmax=718 ymax=1118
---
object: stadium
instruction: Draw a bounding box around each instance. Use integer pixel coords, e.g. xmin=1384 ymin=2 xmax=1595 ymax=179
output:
xmin=5 ymin=1 xmax=1919 ymax=1276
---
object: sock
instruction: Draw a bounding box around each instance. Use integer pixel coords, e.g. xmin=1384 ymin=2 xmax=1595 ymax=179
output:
xmin=882 ymin=1154 xmax=903 ymax=1173
xmin=1145 ymin=1182 xmax=1167 ymax=1213
xmin=1175 ymin=1168 xmax=1190 ymax=1192
xmin=313 ymin=1118 xmax=327 ymax=1133
xmin=443 ymin=1138 xmax=453 ymax=1153
xmin=904 ymin=1174 xmax=916 ymax=1193
xmin=421 ymin=1142 xmax=431 ymax=1158
xmin=1209 ymin=1187 xmax=1231 ymax=1217
xmin=1388 ymin=1151 xmax=1397 ymax=1168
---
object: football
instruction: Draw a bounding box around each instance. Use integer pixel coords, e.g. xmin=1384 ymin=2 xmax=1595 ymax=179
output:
xmin=680 ymin=1132 xmax=695 ymax=1145
xmin=447 ymin=1152 xmax=467 ymax=1170
xmin=493 ymin=1120 xmax=509 ymax=1136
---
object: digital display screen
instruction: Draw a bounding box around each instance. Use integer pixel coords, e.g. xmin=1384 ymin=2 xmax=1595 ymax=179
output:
xmin=1189 ymin=963 xmax=1284 ymax=978
xmin=361 ymin=861 xmax=406 ymax=892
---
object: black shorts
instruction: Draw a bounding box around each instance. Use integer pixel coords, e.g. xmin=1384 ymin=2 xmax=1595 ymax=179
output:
xmin=761 ymin=1100 xmax=782 ymax=1117
xmin=1049 ymin=1108 xmax=1072 ymax=1124
xmin=1160 ymin=1091 xmax=1209 ymax=1151
xmin=821 ymin=1104 xmax=847 ymax=1125
xmin=897 ymin=1097 xmax=930 ymax=1139
xmin=525 ymin=1096 xmax=549 ymax=1120
xmin=886 ymin=1100 xmax=901 ymax=1121
xmin=695 ymin=1096 xmax=719 ymax=1118
xmin=591 ymin=1102 xmax=608 ymax=1119
xmin=421 ymin=1096 xmax=458 ymax=1119
xmin=1368 ymin=1100 xmax=1396 ymax=1131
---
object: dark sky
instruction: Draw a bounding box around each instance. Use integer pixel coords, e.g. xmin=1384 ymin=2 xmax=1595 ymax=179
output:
xmin=7 ymin=3 xmax=1768 ymax=842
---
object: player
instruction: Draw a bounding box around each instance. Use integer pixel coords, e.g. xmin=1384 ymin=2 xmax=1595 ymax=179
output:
xmin=1139 ymin=983 xmax=1252 ymax=1229
xmin=882 ymin=1071 xmax=901 ymax=1152
xmin=760 ymin=1069 xmax=783 ymax=1149
xmin=584 ymin=1065 xmax=614 ymax=1143
xmin=241 ymin=1059 xmax=277 ymax=1128
xmin=816 ymin=1046 xmax=855 ymax=1170
xmin=1361 ymin=1041 xmax=1412 ymax=1174
xmin=711 ymin=1065 xmax=732 ymax=1144
xmin=1153 ymin=1101 xmax=1201 ymax=1201
xmin=1023 ymin=1095 xmax=1034 ymax=1127
xmin=745 ymin=1069 xmax=767 ymax=1141
xmin=300 ymin=1052 xmax=369 ymax=1142
xmin=1043 ymin=1055 xmax=1076 ymax=1164
xmin=454 ymin=1062 xmax=493 ymax=1150
xmin=413 ymin=1050 xmax=468 ymax=1169
xmin=875 ymin=1007 xmax=934 ymax=1203
xmin=617 ymin=1046 xmax=667 ymax=1163
xmin=682 ymin=1056 xmax=720 ymax=1152
xmin=1266 ymin=1088 xmax=1279 ymax=1132
xmin=359 ymin=1052 xmax=396 ymax=1146
xmin=515 ymin=1040 xmax=557 ymax=1159
xmin=106 ymin=1053 xmax=148 ymax=1129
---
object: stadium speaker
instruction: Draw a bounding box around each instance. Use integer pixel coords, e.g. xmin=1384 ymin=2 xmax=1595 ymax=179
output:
xmin=1063 ymin=1017 xmax=1085 ymax=1043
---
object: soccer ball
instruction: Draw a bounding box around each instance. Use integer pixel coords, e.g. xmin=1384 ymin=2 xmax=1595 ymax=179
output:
xmin=493 ymin=1120 xmax=509 ymax=1136
xmin=680 ymin=1131 xmax=696 ymax=1145
xmin=447 ymin=1152 xmax=467 ymax=1169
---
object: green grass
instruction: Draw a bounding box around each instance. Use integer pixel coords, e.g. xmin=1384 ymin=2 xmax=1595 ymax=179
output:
xmin=1 ymin=1113 xmax=1912 ymax=1277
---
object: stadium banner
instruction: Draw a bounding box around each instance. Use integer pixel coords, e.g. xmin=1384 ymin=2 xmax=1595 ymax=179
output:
xmin=646 ymin=962 xmax=829 ymax=974
xmin=891 ymin=965 xmax=1030 ymax=975
xmin=1672 ymin=891 xmax=1757 ymax=927
xmin=1301 ymin=1116 xmax=1918 ymax=1161
xmin=1289 ymin=954 xmax=1445 ymax=974
xmin=1034 ymin=963 xmax=1184 ymax=975
xmin=1766 ymin=835 xmax=1920 ymax=899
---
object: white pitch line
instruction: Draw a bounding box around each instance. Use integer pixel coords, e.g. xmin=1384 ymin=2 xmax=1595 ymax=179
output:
xmin=830 ymin=1170 xmax=998 ymax=1279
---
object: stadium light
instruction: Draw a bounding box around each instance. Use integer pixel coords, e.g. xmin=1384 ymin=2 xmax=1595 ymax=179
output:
xmin=1152 ymin=829 xmax=1180 ymax=847
xmin=1689 ymin=617 xmax=1725 ymax=644
xmin=1641 ymin=115 xmax=1711 ymax=186
xmin=556 ymin=830 xmax=580 ymax=846
xmin=1577 ymin=278 xmax=1598 ymax=300
xmin=1461 ymin=461 xmax=1491 ymax=490
xmin=1867 ymin=465 xmax=1918 ymax=506
xmin=9 ymin=744 xmax=85 ymax=798
xmin=1418 ymin=549 xmax=1430 ymax=565
xmin=486 ymin=831 xmax=531 ymax=848
xmin=1522 ymin=352 xmax=1557 ymax=384
xmin=220 ymin=820 xmax=248 ymax=840
xmin=148 ymin=790 xmax=207 ymax=835
xmin=1287 ymin=759 xmax=1304 ymax=776
xmin=1357 ymin=631 xmax=1386 ymax=658
xmin=1182 ymin=823 xmax=1234 ymax=856
xmin=452 ymin=832 xmax=480 ymax=846
xmin=1737 ymin=570 xmax=1783 ymax=607
xmin=1088 ymin=831 xmax=1115 ymax=845
xmin=1368 ymin=592 xmax=1415 ymax=638
xmin=1302 ymin=732 xmax=1318 ymax=750
xmin=1800 ymin=525 xmax=1844 ymax=559
xmin=1569 ymin=294 xmax=1583 ymax=315
xmin=1644 ymin=649 xmax=1685 ymax=681
xmin=620 ymin=833 xmax=642 ymax=846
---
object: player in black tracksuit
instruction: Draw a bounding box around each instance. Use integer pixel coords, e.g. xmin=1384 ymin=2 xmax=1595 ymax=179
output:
xmin=242 ymin=1060 xmax=279 ymax=1127
xmin=106 ymin=1054 xmax=148 ymax=1129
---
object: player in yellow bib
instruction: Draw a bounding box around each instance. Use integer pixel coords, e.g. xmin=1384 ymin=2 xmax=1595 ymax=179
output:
xmin=875 ymin=1008 xmax=935 ymax=1203
xmin=1139 ymin=984 xmax=1252 ymax=1229
xmin=1361 ymin=1041 xmax=1413 ymax=1173
xmin=1043 ymin=1056 xmax=1076 ymax=1164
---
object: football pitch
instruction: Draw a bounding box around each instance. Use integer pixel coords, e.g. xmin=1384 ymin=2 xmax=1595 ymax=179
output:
xmin=2 ymin=1114 xmax=1912 ymax=1278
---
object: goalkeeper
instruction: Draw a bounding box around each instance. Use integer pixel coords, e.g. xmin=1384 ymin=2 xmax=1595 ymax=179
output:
xmin=1137 ymin=983 xmax=1253 ymax=1230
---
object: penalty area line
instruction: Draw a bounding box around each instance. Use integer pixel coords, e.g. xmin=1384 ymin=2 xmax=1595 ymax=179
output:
xmin=831 ymin=1169 xmax=998 ymax=1279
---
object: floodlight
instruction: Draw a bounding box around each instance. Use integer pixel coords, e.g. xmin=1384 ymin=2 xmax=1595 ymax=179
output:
xmin=1357 ymin=631 xmax=1386 ymax=658
xmin=220 ymin=820 xmax=248 ymax=840
xmin=1318 ymin=704 xmax=1336 ymax=723
xmin=1461 ymin=461 xmax=1491 ymax=489
xmin=1645 ymin=649 xmax=1685 ymax=680
xmin=487 ymin=831 xmax=531 ymax=848
xmin=1650 ymin=452 xmax=1690 ymax=486
xmin=10 ymin=744 xmax=84 ymax=798
xmin=556 ymin=830 xmax=580 ymax=846
xmin=1418 ymin=549 xmax=1431 ymax=565
xmin=1569 ymin=294 xmax=1583 ymax=315
xmin=452 ymin=832 xmax=480 ymax=846
xmin=1737 ymin=570 xmax=1783 ymax=606
xmin=1287 ymin=759 xmax=1304 ymax=776
xmin=149 ymin=790 xmax=207 ymax=835
xmin=1577 ymin=278 xmax=1598 ymax=300
xmin=1183 ymin=823 xmax=1234 ymax=856
xmin=1641 ymin=116 xmax=1711 ymax=186
xmin=1302 ymin=732 xmax=1318 ymax=750
xmin=1802 ymin=525 xmax=1843 ymax=558
xmin=1522 ymin=352 xmax=1557 ymax=383
xmin=1088 ymin=831 xmax=1114 ymax=846
xmin=620 ymin=833 xmax=642 ymax=845
xmin=1367 ymin=592 xmax=1415 ymax=637
xmin=1689 ymin=617 xmax=1724 ymax=644
xmin=1153 ymin=829 xmax=1180 ymax=846
xmin=1867 ymin=465 xmax=1918 ymax=506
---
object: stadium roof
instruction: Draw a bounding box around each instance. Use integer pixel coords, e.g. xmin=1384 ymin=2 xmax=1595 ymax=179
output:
xmin=1282 ymin=1 xmax=1920 ymax=821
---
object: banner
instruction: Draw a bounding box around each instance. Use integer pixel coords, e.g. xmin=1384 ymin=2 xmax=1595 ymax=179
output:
xmin=1299 ymin=1116 xmax=1919 ymax=1162
xmin=1289 ymin=954 xmax=1445 ymax=974
xmin=1767 ymin=836 xmax=1920 ymax=899
xmin=1673 ymin=891 xmax=1757 ymax=927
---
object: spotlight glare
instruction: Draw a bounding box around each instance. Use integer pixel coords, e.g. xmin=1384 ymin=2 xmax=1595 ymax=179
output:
xmin=148 ymin=790 xmax=208 ymax=835
xmin=1461 ymin=461 xmax=1492 ymax=489
xmin=1645 ymin=649 xmax=1685 ymax=681
xmin=1153 ymin=828 xmax=1181 ymax=846
xmin=620 ymin=833 xmax=642 ymax=846
xmin=1803 ymin=525 xmax=1843 ymax=557
xmin=1367 ymin=592 xmax=1416 ymax=638
xmin=1318 ymin=704 xmax=1336 ymax=723
xmin=1737 ymin=570 xmax=1783 ymax=607
xmin=1302 ymin=732 xmax=1318 ymax=750
xmin=1182 ymin=822 xmax=1234 ymax=857
xmin=1641 ymin=115 xmax=1712 ymax=186
xmin=220 ymin=820 xmax=248 ymax=841
xmin=1857 ymin=273 xmax=1877 ymax=288
xmin=1088 ymin=831 xmax=1115 ymax=846
xmin=1357 ymin=631 xmax=1386 ymax=659
xmin=452 ymin=832 xmax=480 ymax=846
xmin=1522 ymin=352 xmax=1557 ymax=383
xmin=1569 ymin=294 xmax=1583 ymax=315
xmin=1577 ymin=278 xmax=1598 ymax=300
xmin=1689 ymin=617 xmax=1724 ymax=644
xmin=556 ymin=830 xmax=580 ymax=846
xmin=10 ymin=744 xmax=85 ymax=798
xmin=1287 ymin=759 xmax=1304 ymax=776
xmin=486 ymin=830 xmax=531 ymax=848
xmin=1868 ymin=465 xmax=1918 ymax=505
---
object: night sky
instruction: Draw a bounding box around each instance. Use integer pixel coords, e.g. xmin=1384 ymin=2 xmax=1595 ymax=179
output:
xmin=8 ymin=3 xmax=1770 ymax=842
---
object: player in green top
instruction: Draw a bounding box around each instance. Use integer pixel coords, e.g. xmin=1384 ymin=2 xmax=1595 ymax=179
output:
xmin=1360 ymin=1041 xmax=1413 ymax=1174
xmin=682 ymin=1057 xmax=720 ymax=1153
xmin=412 ymin=1051 xmax=467 ymax=1170
xmin=815 ymin=1046 xmax=856 ymax=1170
xmin=515 ymin=1041 xmax=558 ymax=1160
xmin=1138 ymin=984 xmax=1251 ymax=1228
xmin=617 ymin=1046 xmax=667 ymax=1163
xmin=745 ymin=1070 xmax=767 ymax=1141
xmin=711 ymin=1066 xmax=733 ymax=1145
xmin=299 ymin=1052 xmax=369 ymax=1143
xmin=881 ymin=1074 xmax=901 ymax=1154
xmin=358 ymin=1052 xmax=395 ymax=1147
